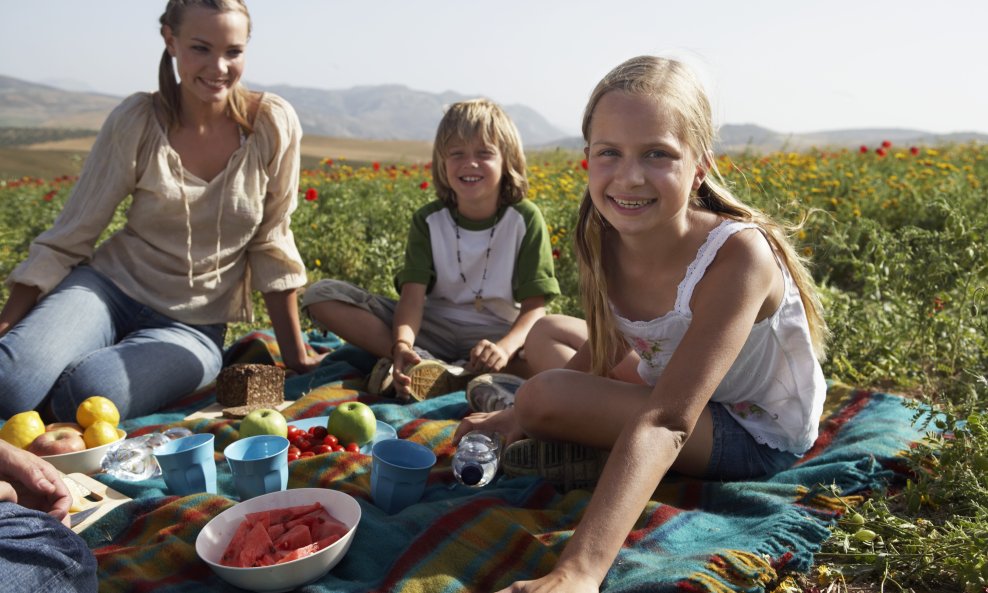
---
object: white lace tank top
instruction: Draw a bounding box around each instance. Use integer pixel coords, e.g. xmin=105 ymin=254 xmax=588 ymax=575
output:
xmin=613 ymin=219 xmax=826 ymax=454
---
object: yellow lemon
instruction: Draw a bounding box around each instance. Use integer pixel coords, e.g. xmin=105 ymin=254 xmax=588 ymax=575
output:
xmin=76 ymin=396 xmax=120 ymax=429
xmin=0 ymin=410 xmax=46 ymax=449
xmin=83 ymin=420 xmax=121 ymax=449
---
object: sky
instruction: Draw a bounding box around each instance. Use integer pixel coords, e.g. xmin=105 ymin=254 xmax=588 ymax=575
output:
xmin=1 ymin=0 xmax=986 ymax=137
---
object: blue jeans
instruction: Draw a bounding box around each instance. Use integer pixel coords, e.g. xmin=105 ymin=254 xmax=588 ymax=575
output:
xmin=0 ymin=266 xmax=225 ymax=421
xmin=0 ymin=502 xmax=97 ymax=593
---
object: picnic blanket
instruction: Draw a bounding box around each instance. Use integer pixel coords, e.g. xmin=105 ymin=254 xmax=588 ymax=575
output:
xmin=78 ymin=330 xmax=929 ymax=593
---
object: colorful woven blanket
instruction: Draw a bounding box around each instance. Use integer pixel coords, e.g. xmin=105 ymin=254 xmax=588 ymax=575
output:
xmin=79 ymin=331 xmax=927 ymax=593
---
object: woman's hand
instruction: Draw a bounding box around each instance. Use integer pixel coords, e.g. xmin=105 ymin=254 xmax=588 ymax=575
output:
xmin=284 ymin=351 xmax=329 ymax=376
xmin=452 ymin=407 xmax=525 ymax=446
xmin=0 ymin=440 xmax=73 ymax=527
xmin=466 ymin=339 xmax=510 ymax=373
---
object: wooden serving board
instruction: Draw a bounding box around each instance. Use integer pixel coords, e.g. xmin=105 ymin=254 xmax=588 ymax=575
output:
xmin=62 ymin=472 xmax=131 ymax=534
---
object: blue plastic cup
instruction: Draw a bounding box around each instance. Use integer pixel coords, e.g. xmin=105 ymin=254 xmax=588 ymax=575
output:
xmin=153 ymin=433 xmax=217 ymax=495
xmin=223 ymin=435 xmax=290 ymax=500
xmin=371 ymin=439 xmax=436 ymax=514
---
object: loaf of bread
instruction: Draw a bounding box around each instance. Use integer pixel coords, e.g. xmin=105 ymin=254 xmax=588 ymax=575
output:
xmin=216 ymin=364 xmax=285 ymax=413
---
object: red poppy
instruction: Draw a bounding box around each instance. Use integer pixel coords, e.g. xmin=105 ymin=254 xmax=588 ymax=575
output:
xmin=304 ymin=188 xmax=318 ymax=201
xmin=881 ymin=140 xmax=892 ymax=148
xmin=875 ymin=148 xmax=887 ymax=157
xmin=552 ymin=248 xmax=560 ymax=260
xmin=323 ymin=158 xmax=334 ymax=167
xmin=859 ymin=145 xmax=869 ymax=154
xmin=419 ymin=181 xmax=430 ymax=190
xmin=910 ymin=146 xmax=920 ymax=156
xmin=372 ymin=162 xmax=381 ymax=172
xmin=580 ymin=159 xmax=589 ymax=170
xmin=42 ymin=190 xmax=57 ymax=202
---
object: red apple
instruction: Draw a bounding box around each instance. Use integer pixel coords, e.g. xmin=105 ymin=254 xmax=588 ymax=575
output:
xmin=28 ymin=428 xmax=87 ymax=456
xmin=45 ymin=422 xmax=84 ymax=434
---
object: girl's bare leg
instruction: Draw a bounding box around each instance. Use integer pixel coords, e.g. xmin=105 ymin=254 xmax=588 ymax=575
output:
xmin=513 ymin=368 xmax=714 ymax=476
xmin=521 ymin=314 xmax=588 ymax=373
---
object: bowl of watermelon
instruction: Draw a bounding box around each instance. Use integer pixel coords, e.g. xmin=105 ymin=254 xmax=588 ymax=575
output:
xmin=195 ymin=488 xmax=361 ymax=592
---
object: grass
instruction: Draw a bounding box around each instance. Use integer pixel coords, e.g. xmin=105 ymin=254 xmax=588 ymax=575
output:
xmin=1 ymin=141 xmax=986 ymax=592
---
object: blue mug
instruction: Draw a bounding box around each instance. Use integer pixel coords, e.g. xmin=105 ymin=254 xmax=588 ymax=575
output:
xmin=370 ymin=439 xmax=436 ymax=514
xmin=223 ymin=435 xmax=289 ymax=500
xmin=153 ymin=433 xmax=217 ymax=495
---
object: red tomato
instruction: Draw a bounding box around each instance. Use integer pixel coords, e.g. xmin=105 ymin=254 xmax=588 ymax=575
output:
xmin=299 ymin=451 xmax=315 ymax=458
xmin=287 ymin=426 xmax=303 ymax=439
xmin=291 ymin=436 xmax=311 ymax=452
xmin=288 ymin=446 xmax=301 ymax=457
xmin=314 ymin=444 xmax=333 ymax=455
xmin=331 ymin=444 xmax=344 ymax=453
xmin=345 ymin=442 xmax=360 ymax=453
xmin=307 ymin=425 xmax=328 ymax=440
xmin=322 ymin=434 xmax=339 ymax=447
xmin=287 ymin=453 xmax=300 ymax=462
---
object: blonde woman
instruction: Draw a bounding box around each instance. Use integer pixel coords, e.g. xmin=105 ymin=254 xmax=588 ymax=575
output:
xmin=0 ymin=0 xmax=323 ymax=422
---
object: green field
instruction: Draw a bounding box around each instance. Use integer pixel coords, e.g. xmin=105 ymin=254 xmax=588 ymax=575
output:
xmin=1 ymin=142 xmax=986 ymax=592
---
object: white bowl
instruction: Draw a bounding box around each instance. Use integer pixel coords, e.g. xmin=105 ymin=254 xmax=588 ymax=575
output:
xmin=42 ymin=429 xmax=126 ymax=475
xmin=196 ymin=488 xmax=361 ymax=592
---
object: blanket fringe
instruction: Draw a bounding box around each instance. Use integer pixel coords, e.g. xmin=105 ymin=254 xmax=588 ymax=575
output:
xmin=682 ymin=550 xmax=777 ymax=592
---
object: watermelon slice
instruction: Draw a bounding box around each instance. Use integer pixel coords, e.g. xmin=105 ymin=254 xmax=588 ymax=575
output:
xmin=219 ymin=502 xmax=350 ymax=568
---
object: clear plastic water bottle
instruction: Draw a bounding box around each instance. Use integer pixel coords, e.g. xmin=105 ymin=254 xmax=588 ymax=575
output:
xmin=452 ymin=431 xmax=501 ymax=487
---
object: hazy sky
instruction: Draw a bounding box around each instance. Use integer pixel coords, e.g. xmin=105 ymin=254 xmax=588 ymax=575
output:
xmin=1 ymin=0 xmax=985 ymax=136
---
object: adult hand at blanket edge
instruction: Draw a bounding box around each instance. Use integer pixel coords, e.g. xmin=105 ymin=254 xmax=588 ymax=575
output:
xmin=0 ymin=439 xmax=72 ymax=527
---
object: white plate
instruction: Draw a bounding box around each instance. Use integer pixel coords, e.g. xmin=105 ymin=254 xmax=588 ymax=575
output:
xmin=288 ymin=416 xmax=396 ymax=454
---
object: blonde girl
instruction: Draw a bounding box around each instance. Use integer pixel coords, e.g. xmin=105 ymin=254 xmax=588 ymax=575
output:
xmin=455 ymin=55 xmax=828 ymax=593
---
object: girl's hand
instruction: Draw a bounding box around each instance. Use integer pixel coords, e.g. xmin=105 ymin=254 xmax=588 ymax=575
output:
xmin=495 ymin=568 xmax=600 ymax=593
xmin=452 ymin=407 xmax=525 ymax=446
xmin=391 ymin=342 xmax=422 ymax=398
xmin=466 ymin=339 xmax=510 ymax=373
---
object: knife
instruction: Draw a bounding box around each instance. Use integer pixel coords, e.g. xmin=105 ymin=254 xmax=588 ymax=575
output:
xmin=69 ymin=505 xmax=101 ymax=528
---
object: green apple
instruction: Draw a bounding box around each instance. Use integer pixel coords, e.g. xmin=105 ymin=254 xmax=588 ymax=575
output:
xmin=326 ymin=402 xmax=377 ymax=445
xmin=239 ymin=408 xmax=288 ymax=439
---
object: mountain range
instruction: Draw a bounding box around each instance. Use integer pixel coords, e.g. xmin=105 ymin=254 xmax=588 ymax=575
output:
xmin=2 ymin=74 xmax=985 ymax=152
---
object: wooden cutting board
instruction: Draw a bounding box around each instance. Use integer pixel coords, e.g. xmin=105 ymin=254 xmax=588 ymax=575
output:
xmin=62 ymin=472 xmax=131 ymax=534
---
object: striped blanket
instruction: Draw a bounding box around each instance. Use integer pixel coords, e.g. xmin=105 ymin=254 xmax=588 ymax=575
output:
xmin=80 ymin=331 xmax=928 ymax=593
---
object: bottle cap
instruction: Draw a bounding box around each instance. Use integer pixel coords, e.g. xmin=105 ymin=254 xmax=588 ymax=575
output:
xmin=460 ymin=464 xmax=483 ymax=486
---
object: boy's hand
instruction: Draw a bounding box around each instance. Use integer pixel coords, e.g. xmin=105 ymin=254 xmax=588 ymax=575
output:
xmin=391 ymin=342 xmax=422 ymax=398
xmin=467 ymin=339 xmax=509 ymax=373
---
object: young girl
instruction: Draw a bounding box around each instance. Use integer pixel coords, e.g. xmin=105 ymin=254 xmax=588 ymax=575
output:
xmin=454 ymin=56 xmax=828 ymax=593
xmin=0 ymin=0 xmax=323 ymax=422
xmin=302 ymin=99 xmax=560 ymax=400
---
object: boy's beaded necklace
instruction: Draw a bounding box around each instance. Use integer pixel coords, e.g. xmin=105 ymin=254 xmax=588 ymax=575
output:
xmin=453 ymin=208 xmax=499 ymax=312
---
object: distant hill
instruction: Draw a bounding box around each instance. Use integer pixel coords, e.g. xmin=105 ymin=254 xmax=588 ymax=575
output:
xmin=2 ymin=74 xmax=985 ymax=153
xmin=0 ymin=75 xmax=568 ymax=146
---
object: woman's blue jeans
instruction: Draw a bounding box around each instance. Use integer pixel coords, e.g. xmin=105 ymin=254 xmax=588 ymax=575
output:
xmin=0 ymin=266 xmax=225 ymax=421
xmin=0 ymin=502 xmax=97 ymax=593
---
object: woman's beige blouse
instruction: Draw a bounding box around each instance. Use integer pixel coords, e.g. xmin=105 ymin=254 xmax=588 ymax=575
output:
xmin=8 ymin=92 xmax=307 ymax=325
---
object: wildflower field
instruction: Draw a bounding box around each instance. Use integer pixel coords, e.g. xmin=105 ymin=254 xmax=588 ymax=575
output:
xmin=1 ymin=142 xmax=987 ymax=592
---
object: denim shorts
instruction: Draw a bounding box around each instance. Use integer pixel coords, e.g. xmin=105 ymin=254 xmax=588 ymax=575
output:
xmin=702 ymin=403 xmax=800 ymax=480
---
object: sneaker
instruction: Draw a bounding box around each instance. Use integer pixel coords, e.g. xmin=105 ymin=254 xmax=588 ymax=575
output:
xmin=502 ymin=438 xmax=608 ymax=492
xmin=366 ymin=357 xmax=394 ymax=396
xmin=466 ymin=373 xmax=524 ymax=413
xmin=405 ymin=359 xmax=470 ymax=401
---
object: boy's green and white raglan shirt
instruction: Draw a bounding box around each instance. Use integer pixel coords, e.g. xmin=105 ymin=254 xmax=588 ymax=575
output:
xmin=395 ymin=199 xmax=560 ymax=326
